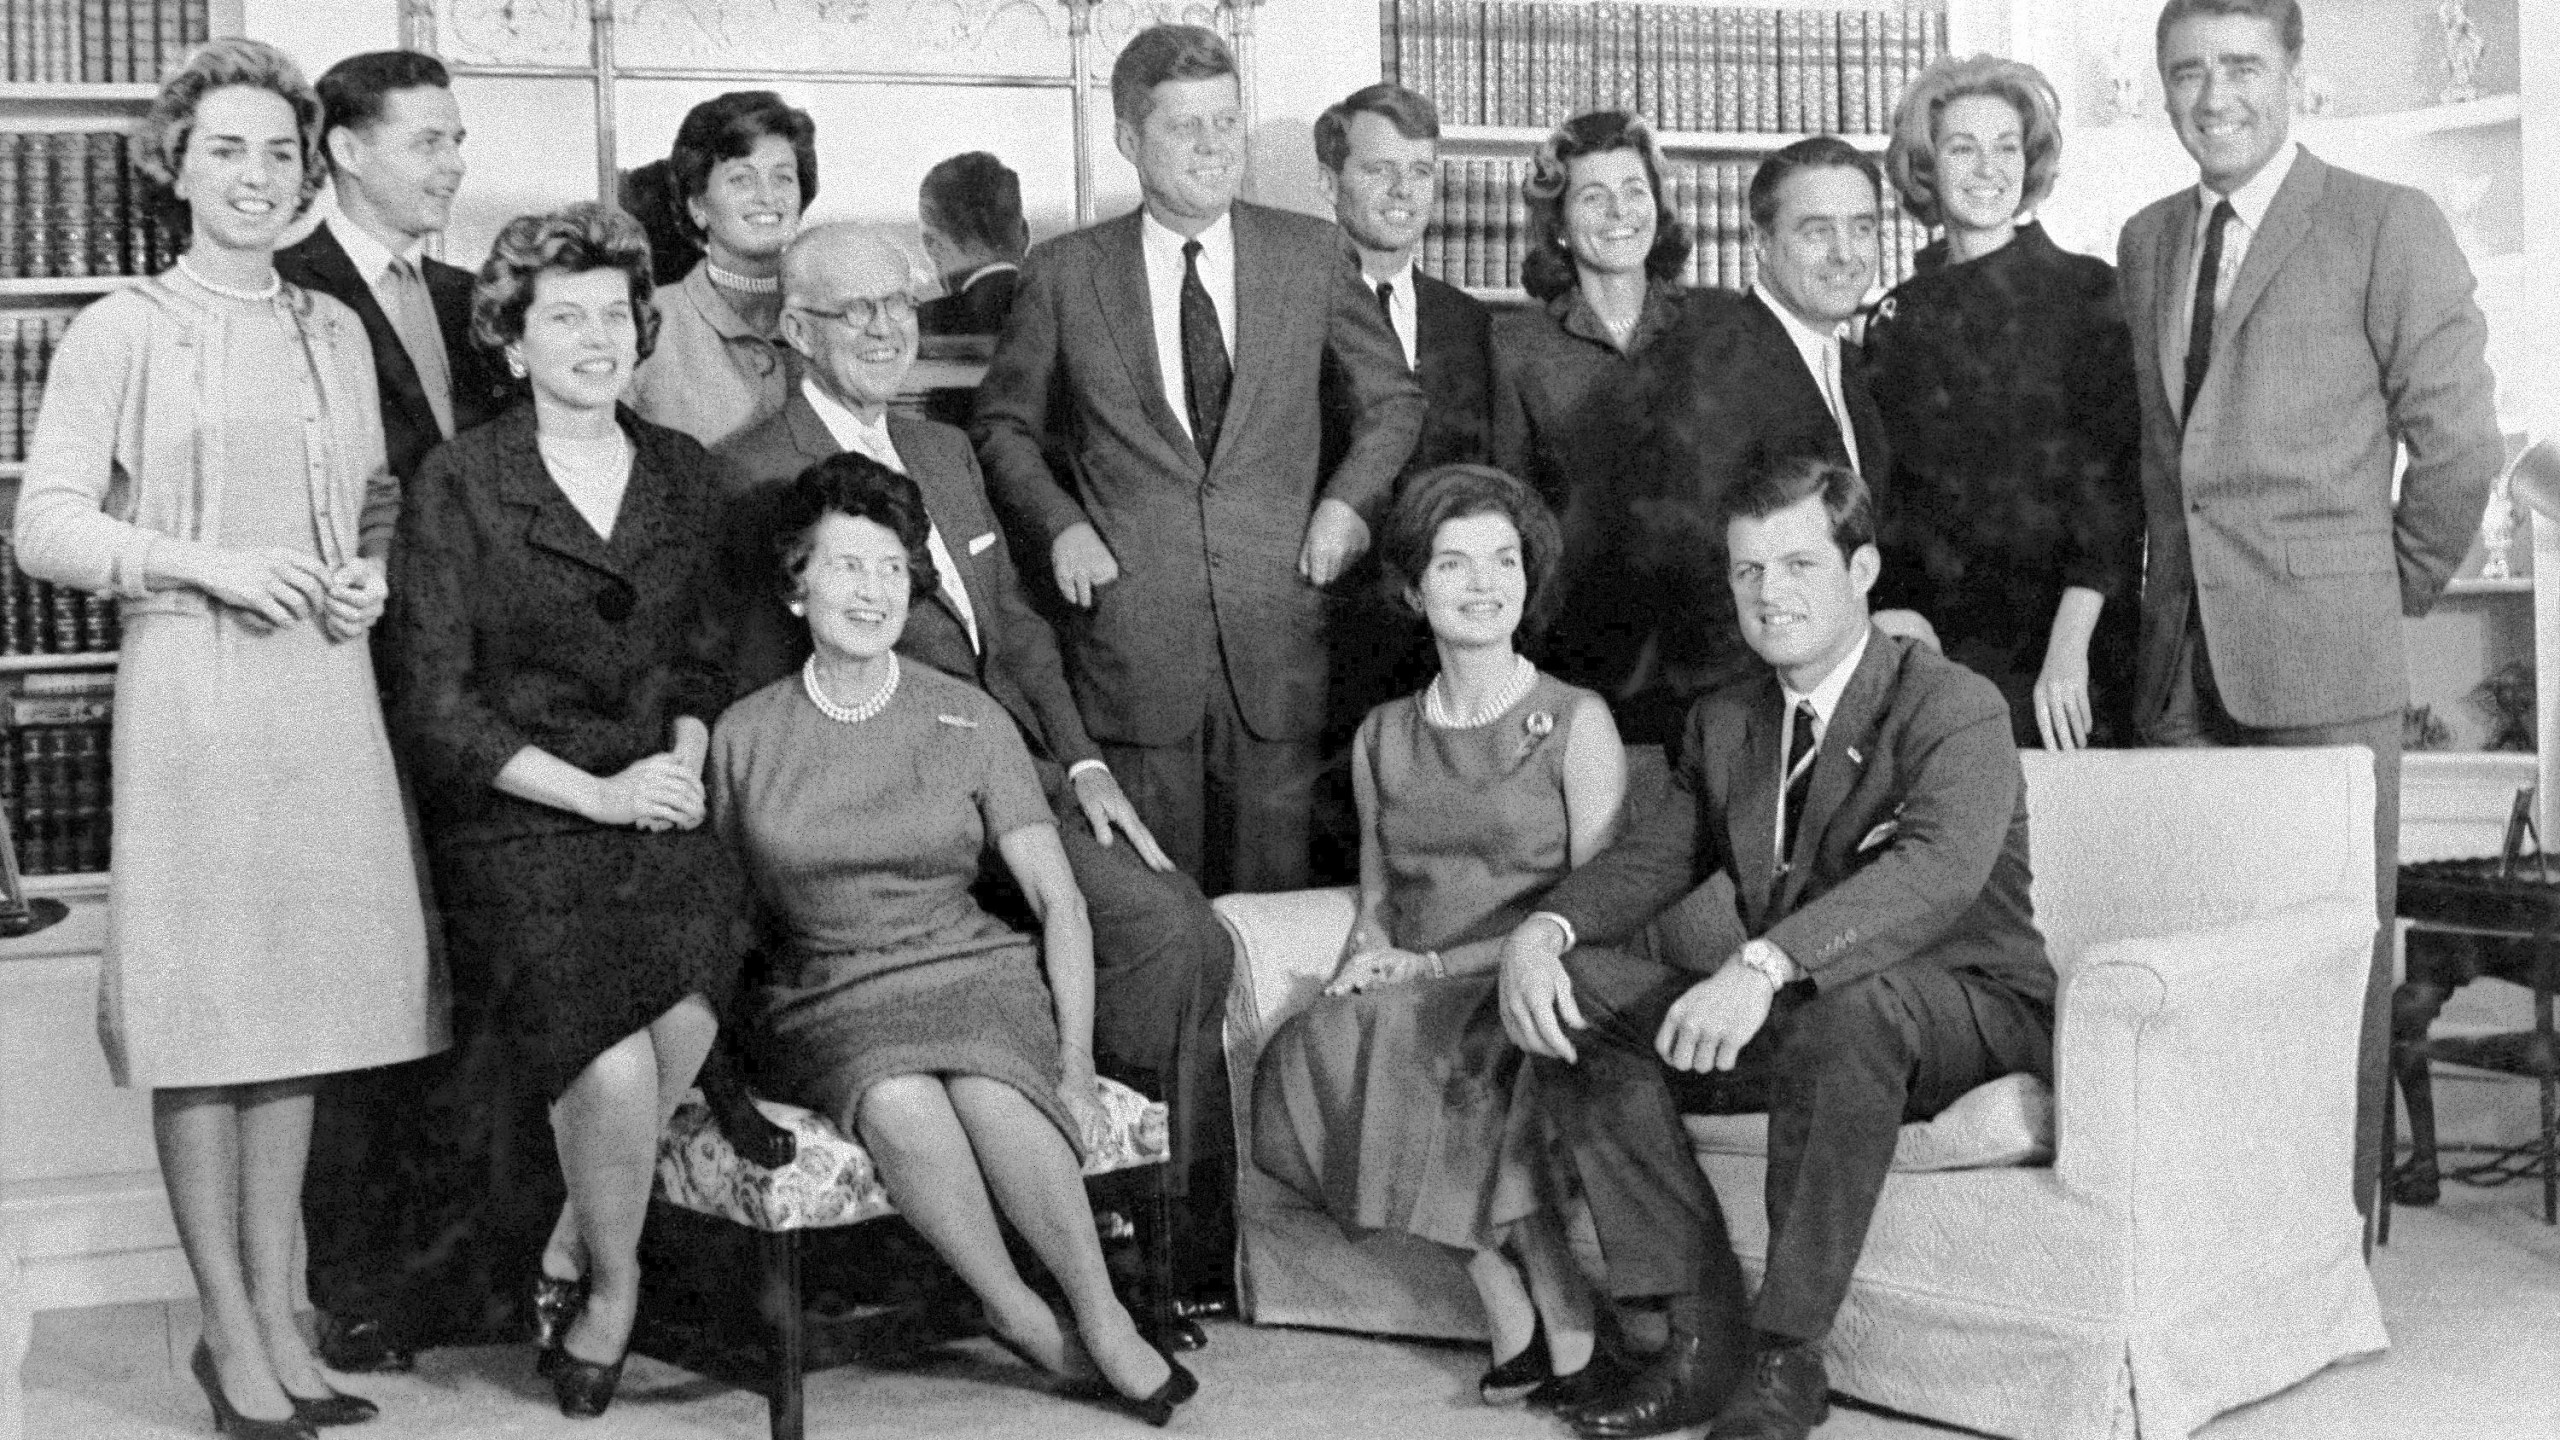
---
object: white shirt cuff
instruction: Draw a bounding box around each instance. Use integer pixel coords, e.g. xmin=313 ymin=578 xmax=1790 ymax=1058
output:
xmin=1528 ymin=911 xmax=1578 ymax=952
xmin=1064 ymin=758 xmax=1111 ymax=784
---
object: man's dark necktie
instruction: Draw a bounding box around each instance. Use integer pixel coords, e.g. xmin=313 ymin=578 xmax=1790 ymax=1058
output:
xmin=1779 ymin=700 xmax=1819 ymax=869
xmin=1180 ymin=239 xmax=1230 ymax=466
xmin=2182 ymin=198 xmax=2236 ymax=426
xmin=1375 ymin=278 xmax=1394 ymax=319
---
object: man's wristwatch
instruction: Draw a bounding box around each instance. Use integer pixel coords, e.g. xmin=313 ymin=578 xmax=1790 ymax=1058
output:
xmin=1733 ymin=939 xmax=1793 ymax=990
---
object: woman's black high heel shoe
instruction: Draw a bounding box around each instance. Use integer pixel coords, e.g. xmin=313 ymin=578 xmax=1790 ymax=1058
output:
xmin=285 ymin=1387 xmax=380 ymax=1427
xmin=530 ymin=1273 xmax=588 ymax=1377
xmin=1106 ymin=1347 xmax=1198 ymax=1429
xmin=1480 ymin=1317 xmax=1553 ymax=1404
xmin=549 ymin=1349 xmax=628 ymax=1420
xmin=189 ymin=1343 xmax=319 ymax=1439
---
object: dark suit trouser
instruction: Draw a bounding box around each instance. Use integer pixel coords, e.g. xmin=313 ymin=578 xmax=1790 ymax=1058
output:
xmin=2143 ymin=617 xmax=2398 ymax=1231
xmin=1101 ymin=673 xmax=1322 ymax=896
xmin=1548 ymin=945 xmax=2052 ymax=1343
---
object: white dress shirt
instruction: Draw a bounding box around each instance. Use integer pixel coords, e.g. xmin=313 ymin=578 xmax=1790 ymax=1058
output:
xmin=1752 ymin=283 xmax=1861 ymax=475
xmin=1139 ymin=208 xmax=1237 ymax=442
xmin=326 ymin=212 xmax=429 ymax=317
xmin=1363 ymin=258 xmax=1421 ymax=371
xmin=2169 ymin=140 xmax=2300 ymax=421
xmin=800 ymin=380 xmax=980 ymax=655
xmin=1759 ymin=623 xmax=1872 ymax=979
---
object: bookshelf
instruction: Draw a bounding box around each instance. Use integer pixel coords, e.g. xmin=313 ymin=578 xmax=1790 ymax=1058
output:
xmin=1382 ymin=0 xmax=1951 ymax=304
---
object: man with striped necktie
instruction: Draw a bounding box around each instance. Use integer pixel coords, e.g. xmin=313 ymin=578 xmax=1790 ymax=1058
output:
xmin=1496 ymin=459 xmax=2053 ymax=1440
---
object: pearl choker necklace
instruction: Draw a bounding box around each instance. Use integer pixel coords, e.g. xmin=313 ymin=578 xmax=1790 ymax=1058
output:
xmin=175 ymin=255 xmax=281 ymax=302
xmin=707 ymin=263 xmax=780 ymax=294
xmin=1425 ymin=656 xmax=1535 ymax=729
xmin=803 ymin=655 xmax=899 ymax=724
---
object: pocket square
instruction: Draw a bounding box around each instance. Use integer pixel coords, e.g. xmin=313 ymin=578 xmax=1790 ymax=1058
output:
xmin=968 ymin=531 xmax=998 ymax=556
xmin=1856 ymin=821 xmax=1898 ymax=853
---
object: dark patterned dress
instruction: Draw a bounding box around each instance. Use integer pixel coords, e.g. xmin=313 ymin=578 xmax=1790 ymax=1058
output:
xmin=1863 ymin=222 xmax=2144 ymax=746
xmin=1253 ymin=672 xmax=1594 ymax=1248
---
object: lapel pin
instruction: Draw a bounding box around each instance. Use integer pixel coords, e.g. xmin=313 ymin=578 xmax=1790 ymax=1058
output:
xmin=1846 ymin=746 xmax=1863 ymax=765
xmin=937 ymin=714 xmax=979 ymax=729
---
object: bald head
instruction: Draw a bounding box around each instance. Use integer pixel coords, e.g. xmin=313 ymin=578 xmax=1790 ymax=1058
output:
xmin=777 ymin=221 xmax=932 ymax=419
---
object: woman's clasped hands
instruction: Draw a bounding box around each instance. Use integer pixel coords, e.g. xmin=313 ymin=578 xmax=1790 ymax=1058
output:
xmin=587 ymin=752 xmax=705 ymax=833
xmin=1324 ymin=943 xmax=1440 ymax=996
xmin=186 ymin=543 xmax=391 ymax=640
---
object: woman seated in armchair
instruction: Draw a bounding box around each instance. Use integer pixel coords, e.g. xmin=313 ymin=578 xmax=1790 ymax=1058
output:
xmin=1254 ymin=465 xmax=1621 ymax=1406
xmin=708 ymin=453 xmax=1194 ymax=1426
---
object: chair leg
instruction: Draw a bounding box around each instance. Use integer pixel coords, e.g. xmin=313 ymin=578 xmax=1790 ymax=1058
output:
xmin=757 ymin=1230 xmax=805 ymax=1440
xmin=2378 ymin=1067 xmax=2396 ymax=1248
xmin=2538 ymin=985 xmax=2557 ymax=1226
xmin=1147 ymin=1163 xmax=1178 ymax=1346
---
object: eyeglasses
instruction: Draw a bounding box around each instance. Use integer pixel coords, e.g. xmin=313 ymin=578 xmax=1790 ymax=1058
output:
xmin=794 ymin=293 xmax=917 ymax=329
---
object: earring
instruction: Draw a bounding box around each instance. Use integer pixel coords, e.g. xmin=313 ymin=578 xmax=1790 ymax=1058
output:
xmin=505 ymin=351 xmax=527 ymax=379
xmin=788 ymin=601 xmax=806 ymax=616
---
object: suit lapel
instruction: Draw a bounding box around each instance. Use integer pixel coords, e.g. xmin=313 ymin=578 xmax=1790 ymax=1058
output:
xmin=293 ymin=225 xmax=437 ymax=444
xmin=2153 ymin=192 xmax=2199 ymax=422
xmin=1728 ymin=679 xmax=1785 ymax=925
xmin=1088 ymin=213 xmax=1199 ymax=472
xmin=1775 ymin=630 xmax=1892 ymax=917
xmin=1840 ymin=343 xmax=1887 ymax=479
xmin=886 ymin=415 xmax=994 ymax=665
xmin=2215 ymin=149 xmax=2324 ymax=347
xmin=1216 ymin=204 xmax=1287 ymax=470
xmin=1743 ymin=297 xmax=1849 ymax=465
xmin=497 ymin=409 xmax=630 ymax=582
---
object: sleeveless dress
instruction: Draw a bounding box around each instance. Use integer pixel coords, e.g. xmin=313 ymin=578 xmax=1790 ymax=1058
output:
xmin=1253 ymin=670 xmax=1593 ymax=1248
xmin=102 ymin=276 xmax=438 ymax=1087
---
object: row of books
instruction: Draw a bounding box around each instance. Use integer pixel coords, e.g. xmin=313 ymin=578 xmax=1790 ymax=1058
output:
xmin=1416 ymin=155 xmax=1925 ymax=297
xmin=0 ymin=311 xmax=76 ymax=465
xmin=0 ymin=131 xmax=185 ymax=280
xmin=1382 ymin=0 xmax=1949 ymax=135
xmin=0 ymin=540 xmax=123 ymax=655
xmin=2 ymin=703 xmax=112 ymax=877
xmin=5 ymin=0 xmax=210 ymax=85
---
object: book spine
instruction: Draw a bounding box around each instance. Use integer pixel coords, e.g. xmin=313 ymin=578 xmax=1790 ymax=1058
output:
xmin=1506 ymin=1 xmax=1532 ymax=128
xmin=55 ymin=0 xmax=79 ymax=82
xmin=18 ymin=730 xmax=50 ymax=876
xmin=1669 ymin=161 xmax=1693 ymax=286
xmin=0 ymin=135 xmax=21 ymax=281
xmin=79 ymin=0 xmax=106 ymax=82
xmin=0 ymin=319 xmax=18 ymax=466
xmin=1720 ymin=159 xmax=1746 ymax=290
xmin=54 ymin=133 xmax=88 ymax=280
xmin=1503 ymin=157 xmax=1526 ymax=290
xmin=1751 ymin=9 xmax=1779 ymax=133
xmin=183 ymin=0 xmax=208 ymax=48
xmin=1424 ymin=159 xmax=1450 ymax=283
xmin=1785 ymin=8 xmax=1811 ymax=134
xmin=25 ymin=136 xmax=58 ymax=280
xmin=153 ymin=0 xmax=180 ymax=83
xmin=1678 ymin=4 xmax=1704 ymax=136
xmin=85 ymin=129 xmax=119 ymax=275
xmin=45 ymin=578 xmax=78 ymax=656
xmin=1816 ymin=8 xmax=1840 ymax=133
xmin=1458 ymin=0 xmax=1481 ymax=128
xmin=1638 ymin=2 xmax=1662 ymax=126
xmin=1611 ymin=3 xmax=1634 ymax=115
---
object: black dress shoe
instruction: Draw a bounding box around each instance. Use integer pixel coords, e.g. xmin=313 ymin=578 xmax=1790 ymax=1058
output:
xmin=286 ymin=1388 xmax=380 ymax=1427
xmin=1570 ymin=1328 xmax=1747 ymax=1439
xmin=1705 ymin=1340 xmax=1830 ymax=1440
xmin=1102 ymin=1349 xmax=1198 ymax=1428
xmin=313 ymin=1315 xmax=412 ymax=1376
xmin=1160 ymin=1317 xmax=1209 ymax=1352
xmin=1528 ymin=1347 xmax=1636 ymax=1414
xmin=1480 ymin=1318 xmax=1552 ymax=1405
xmin=550 ymin=1349 xmax=627 ymax=1420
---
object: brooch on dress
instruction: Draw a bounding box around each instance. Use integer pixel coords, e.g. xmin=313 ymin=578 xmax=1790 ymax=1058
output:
xmin=937 ymin=714 xmax=978 ymax=728
xmin=1518 ymin=710 xmax=1554 ymax=759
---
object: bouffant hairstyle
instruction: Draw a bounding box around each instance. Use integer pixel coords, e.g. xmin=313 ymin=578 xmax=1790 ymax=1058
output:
xmin=1718 ymin=457 xmax=1878 ymax=561
xmin=667 ymin=90 xmax=820 ymax=243
xmin=1380 ymin=465 xmax=1566 ymax=635
xmin=1520 ymin=111 xmax=1691 ymax=304
xmin=1110 ymin=24 xmax=1237 ymax=128
xmin=1747 ymin=135 xmax=1883 ymax=235
xmin=1884 ymin=54 xmax=2063 ymax=230
xmin=770 ymin=451 xmax=941 ymax=604
xmin=1313 ymin=83 xmax=1440 ymax=173
xmin=135 ymin=38 xmax=329 ymax=236
xmin=470 ymin=202 xmax=662 ymax=360
xmin=918 ymin=152 xmax=1029 ymax=259
xmin=2156 ymin=0 xmax=2303 ymax=58
xmin=313 ymin=49 xmax=451 ymax=172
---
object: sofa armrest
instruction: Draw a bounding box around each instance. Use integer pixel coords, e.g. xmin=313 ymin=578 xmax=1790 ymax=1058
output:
xmin=1215 ymin=887 xmax=1360 ymax=1075
xmin=2051 ymin=894 xmax=2374 ymax=1248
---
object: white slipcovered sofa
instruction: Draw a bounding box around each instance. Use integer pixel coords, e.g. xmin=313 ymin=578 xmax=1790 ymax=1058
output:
xmin=1216 ymin=746 xmax=2387 ymax=1440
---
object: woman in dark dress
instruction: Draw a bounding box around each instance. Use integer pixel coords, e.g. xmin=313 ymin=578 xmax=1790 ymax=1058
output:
xmin=1863 ymin=55 xmax=2142 ymax=749
xmin=1487 ymin=112 xmax=1698 ymax=727
xmin=711 ymin=455 xmax=1194 ymax=1426
xmin=385 ymin=202 xmax=752 ymax=1419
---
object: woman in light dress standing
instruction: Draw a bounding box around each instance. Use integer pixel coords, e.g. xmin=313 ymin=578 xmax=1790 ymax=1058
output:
xmin=17 ymin=38 xmax=439 ymax=1440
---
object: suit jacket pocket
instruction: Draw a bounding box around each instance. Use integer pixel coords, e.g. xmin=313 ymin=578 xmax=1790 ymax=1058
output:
xmin=2284 ymin=529 xmax=2392 ymax=579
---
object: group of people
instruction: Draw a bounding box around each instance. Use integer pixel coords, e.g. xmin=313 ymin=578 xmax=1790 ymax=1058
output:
xmin=12 ymin=0 xmax=2499 ymax=1438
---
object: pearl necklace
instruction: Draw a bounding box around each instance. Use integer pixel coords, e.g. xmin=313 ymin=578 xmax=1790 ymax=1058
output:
xmin=707 ymin=263 xmax=779 ymax=294
xmin=802 ymin=655 xmax=899 ymax=724
xmin=1425 ymin=656 xmax=1535 ymax=729
xmin=175 ymin=255 xmax=281 ymax=302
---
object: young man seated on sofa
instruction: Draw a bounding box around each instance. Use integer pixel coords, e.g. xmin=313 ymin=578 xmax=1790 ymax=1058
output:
xmin=1494 ymin=458 xmax=2058 ymax=1440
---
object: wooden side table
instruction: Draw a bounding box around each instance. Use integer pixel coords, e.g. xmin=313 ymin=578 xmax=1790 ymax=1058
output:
xmin=2384 ymin=858 xmax=2560 ymax=1241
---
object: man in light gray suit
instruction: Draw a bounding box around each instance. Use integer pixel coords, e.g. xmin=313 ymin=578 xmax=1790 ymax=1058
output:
xmin=2119 ymin=0 xmax=2502 ymax=1227
xmin=973 ymin=23 xmax=1425 ymax=897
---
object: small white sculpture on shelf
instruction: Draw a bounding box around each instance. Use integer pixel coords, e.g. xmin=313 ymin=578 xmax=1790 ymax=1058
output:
xmin=2481 ymin=457 xmax=2516 ymax=580
xmin=2440 ymin=0 xmax=2485 ymax=105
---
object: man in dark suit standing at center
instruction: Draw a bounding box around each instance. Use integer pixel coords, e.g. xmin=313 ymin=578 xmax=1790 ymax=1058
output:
xmin=1497 ymin=460 xmax=2054 ymax=1440
xmin=973 ymin=23 xmax=1424 ymax=896
xmin=2118 ymin=0 xmax=2500 ymax=1229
